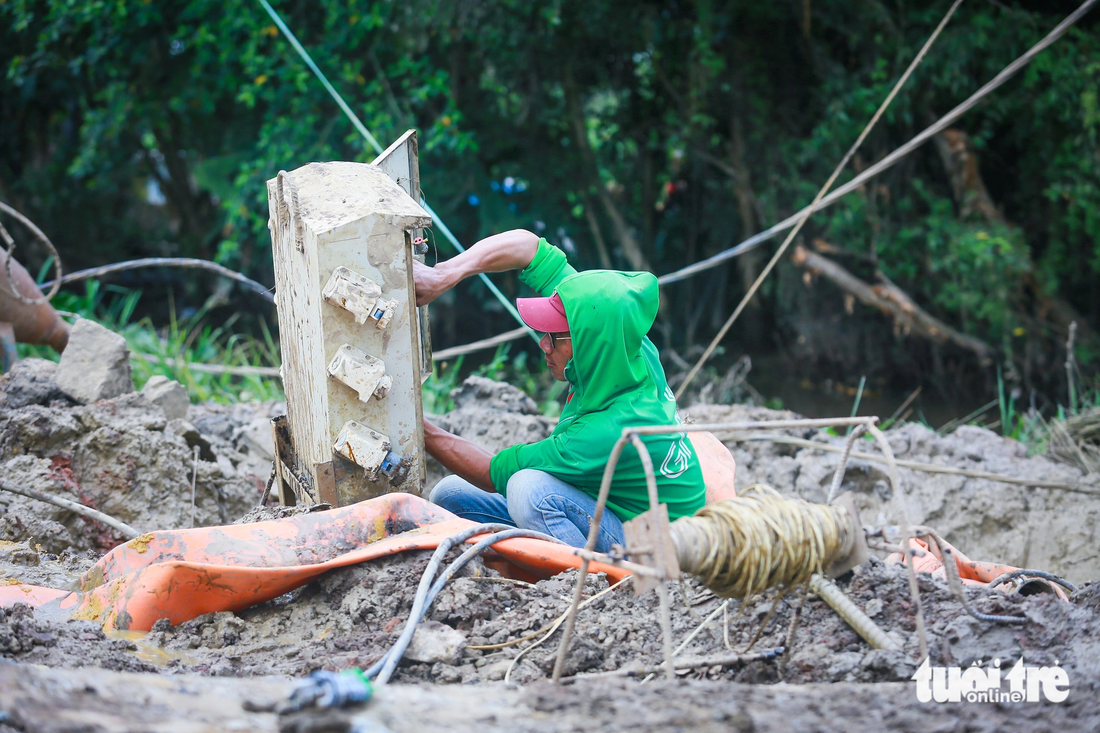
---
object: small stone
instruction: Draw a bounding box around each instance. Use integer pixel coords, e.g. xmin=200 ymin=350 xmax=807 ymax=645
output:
xmin=140 ymin=376 xmax=190 ymax=421
xmin=1 ymin=358 xmax=65 ymax=408
xmin=404 ymin=620 xmax=466 ymax=665
xmin=166 ymin=419 xmax=215 ymax=461
xmin=235 ymin=417 xmax=275 ymax=461
xmin=480 ymin=659 xmax=513 ymax=681
xmin=55 ymin=319 xmax=133 ymax=404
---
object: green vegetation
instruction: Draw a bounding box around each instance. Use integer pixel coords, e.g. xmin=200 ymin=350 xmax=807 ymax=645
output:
xmin=1 ymin=1 xmax=1098 ymax=411
xmin=19 ymin=281 xmax=284 ymax=404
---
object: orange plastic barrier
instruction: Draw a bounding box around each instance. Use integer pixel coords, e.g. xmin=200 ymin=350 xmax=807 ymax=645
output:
xmin=1 ymin=493 xmax=627 ymax=631
xmin=689 ymin=431 xmax=737 ymax=504
xmin=887 ymin=537 xmax=1068 ymax=600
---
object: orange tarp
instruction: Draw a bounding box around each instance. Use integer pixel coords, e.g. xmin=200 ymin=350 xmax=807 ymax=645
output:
xmin=887 ymin=536 xmax=1068 ymax=600
xmin=1 ymin=493 xmax=627 ymax=631
xmin=1 ymin=431 xmax=738 ymax=631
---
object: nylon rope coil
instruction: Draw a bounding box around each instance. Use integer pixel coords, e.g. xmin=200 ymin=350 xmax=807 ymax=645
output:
xmin=670 ymin=485 xmax=855 ymax=600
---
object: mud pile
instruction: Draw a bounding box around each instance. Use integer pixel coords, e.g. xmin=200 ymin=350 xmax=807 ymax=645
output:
xmin=3 ymin=542 xmax=1099 ymax=692
xmin=426 ymin=376 xmax=555 ymax=488
xmin=2 ymin=373 xmax=1099 ymax=699
xmin=682 ymin=403 xmax=1100 ymax=584
xmin=0 ymin=358 xmax=280 ymax=554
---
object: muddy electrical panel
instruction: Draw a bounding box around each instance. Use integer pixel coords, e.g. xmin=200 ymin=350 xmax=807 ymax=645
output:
xmin=267 ymin=131 xmax=434 ymax=507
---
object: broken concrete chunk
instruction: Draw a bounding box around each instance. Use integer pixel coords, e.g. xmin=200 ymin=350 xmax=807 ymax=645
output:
xmin=404 ymin=620 xmax=467 ymax=666
xmin=140 ymin=375 xmax=191 ymax=421
xmin=234 ymin=417 xmax=276 ymax=462
xmin=55 ymin=319 xmax=133 ymax=404
xmin=166 ymin=419 xmax=216 ymax=462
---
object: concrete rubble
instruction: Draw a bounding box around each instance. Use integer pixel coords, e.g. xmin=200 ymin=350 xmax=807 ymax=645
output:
xmin=139 ymin=375 xmax=190 ymax=421
xmin=55 ymin=318 xmax=133 ymax=404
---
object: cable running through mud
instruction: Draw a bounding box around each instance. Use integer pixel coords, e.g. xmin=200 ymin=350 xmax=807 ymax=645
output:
xmin=368 ymin=525 xmax=564 ymax=685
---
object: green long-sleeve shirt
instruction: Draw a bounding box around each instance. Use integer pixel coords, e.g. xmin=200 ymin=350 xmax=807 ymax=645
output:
xmin=488 ymin=239 xmax=705 ymax=522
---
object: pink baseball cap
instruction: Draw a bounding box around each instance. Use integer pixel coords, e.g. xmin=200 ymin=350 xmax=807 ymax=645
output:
xmin=517 ymin=292 xmax=569 ymax=333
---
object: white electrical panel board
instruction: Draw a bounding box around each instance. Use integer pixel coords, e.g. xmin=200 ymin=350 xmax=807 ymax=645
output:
xmin=267 ymin=134 xmax=433 ymax=506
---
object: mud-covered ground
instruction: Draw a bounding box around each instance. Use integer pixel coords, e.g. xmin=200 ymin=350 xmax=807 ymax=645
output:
xmin=3 ymin=545 xmax=1099 ymax=682
xmin=2 ymin=372 xmax=1099 ymax=730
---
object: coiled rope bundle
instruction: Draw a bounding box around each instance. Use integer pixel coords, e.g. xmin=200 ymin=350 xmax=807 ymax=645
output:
xmin=670 ymin=485 xmax=856 ymax=599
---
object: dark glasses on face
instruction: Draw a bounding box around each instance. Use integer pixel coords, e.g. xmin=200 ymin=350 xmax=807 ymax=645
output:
xmin=539 ymin=332 xmax=572 ymax=350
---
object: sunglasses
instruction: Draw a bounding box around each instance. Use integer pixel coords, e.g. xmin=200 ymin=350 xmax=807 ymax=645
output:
xmin=539 ymin=332 xmax=572 ymax=350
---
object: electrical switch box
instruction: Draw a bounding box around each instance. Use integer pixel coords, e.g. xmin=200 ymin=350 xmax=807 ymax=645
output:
xmin=322 ymin=266 xmax=398 ymax=328
xmin=328 ymin=344 xmax=392 ymax=402
xmin=267 ymin=131 xmax=433 ymax=507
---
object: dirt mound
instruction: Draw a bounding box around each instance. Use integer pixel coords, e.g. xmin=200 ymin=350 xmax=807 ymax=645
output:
xmin=683 ymin=403 xmax=1100 ymax=584
xmin=0 ymin=358 xmax=280 ymax=555
xmin=3 ymin=373 xmax=1099 ymax=728
xmin=427 ymin=376 xmax=555 ymax=489
xmin=4 ymin=541 xmax=1098 ymax=693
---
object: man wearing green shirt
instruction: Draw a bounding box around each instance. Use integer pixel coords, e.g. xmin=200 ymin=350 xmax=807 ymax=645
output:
xmin=416 ymin=229 xmax=704 ymax=551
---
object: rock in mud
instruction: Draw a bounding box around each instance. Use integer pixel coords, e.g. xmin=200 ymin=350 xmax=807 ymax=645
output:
xmin=405 ymin=620 xmax=467 ymax=665
xmin=55 ymin=319 xmax=133 ymax=404
xmin=140 ymin=376 xmax=190 ymax=421
xmin=0 ymin=390 xmax=257 ymax=552
xmin=0 ymin=358 xmax=67 ymax=409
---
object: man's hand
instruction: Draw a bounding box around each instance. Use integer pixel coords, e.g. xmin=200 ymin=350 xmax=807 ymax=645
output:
xmin=412 ymin=260 xmax=453 ymax=307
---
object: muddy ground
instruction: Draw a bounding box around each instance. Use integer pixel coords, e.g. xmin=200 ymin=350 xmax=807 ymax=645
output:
xmin=1 ymin=371 xmax=1099 ymax=730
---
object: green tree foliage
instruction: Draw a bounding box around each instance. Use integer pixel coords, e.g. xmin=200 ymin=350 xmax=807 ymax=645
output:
xmin=1 ymin=0 xmax=1097 ymax=395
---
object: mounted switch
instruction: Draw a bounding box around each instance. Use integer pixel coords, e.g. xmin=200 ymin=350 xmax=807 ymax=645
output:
xmin=333 ymin=420 xmax=409 ymax=485
xmin=327 ymin=344 xmax=392 ymax=402
xmin=322 ymin=266 xmax=399 ymax=329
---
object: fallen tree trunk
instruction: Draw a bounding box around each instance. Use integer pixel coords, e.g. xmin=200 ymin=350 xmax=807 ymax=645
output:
xmin=791 ymin=244 xmax=994 ymax=365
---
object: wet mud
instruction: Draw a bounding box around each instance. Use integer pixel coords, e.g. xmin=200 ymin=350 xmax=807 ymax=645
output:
xmin=1 ymin=375 xmax=1098 ymax=731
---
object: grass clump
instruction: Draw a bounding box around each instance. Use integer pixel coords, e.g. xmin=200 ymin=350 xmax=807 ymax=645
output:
xmin=17 ymin=281 xmax=284 ymax=404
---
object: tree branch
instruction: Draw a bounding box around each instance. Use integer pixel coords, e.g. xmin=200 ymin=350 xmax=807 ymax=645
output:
xmin=791 ymin=244 xmax=995 ymax=365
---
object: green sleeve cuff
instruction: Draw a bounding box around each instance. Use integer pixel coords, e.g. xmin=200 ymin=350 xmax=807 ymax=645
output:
xmin=489 ymin=447 xmax=521 ymax=497
xmin=519 ymin=238 xmax=576 ymax=296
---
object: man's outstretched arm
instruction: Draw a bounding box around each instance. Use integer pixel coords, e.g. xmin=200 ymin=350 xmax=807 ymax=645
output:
xmin=413 ymin=229 xmax=539 ymax=306
xmin=423 ymin=418 xmax=496 ymax=492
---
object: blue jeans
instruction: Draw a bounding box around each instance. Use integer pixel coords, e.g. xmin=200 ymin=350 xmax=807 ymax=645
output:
xmin=428 ymin=469 xmax=626 ymax=552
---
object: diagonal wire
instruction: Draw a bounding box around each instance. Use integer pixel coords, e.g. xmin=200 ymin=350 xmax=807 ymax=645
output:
xmin=256 ymin=0 xmax=532 ymax=338
xmin=659 ymin=0 xmax=1099 ymax=288
xmin=675 ymin=0 xmax=964 ymax=400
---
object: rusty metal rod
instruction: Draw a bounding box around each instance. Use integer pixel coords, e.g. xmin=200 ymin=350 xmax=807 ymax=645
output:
xmin=551 ymin=434 xmax=630 ymax=682
xmin=629 ymin=431 xmax=676 ymax=682
xmin=809 ymin=573 xmax=899 ymax=651
xmin=572 ymin=548 xmax=663 ymax=577
xmin=628 ymin=417 xmax=879 ymax=435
